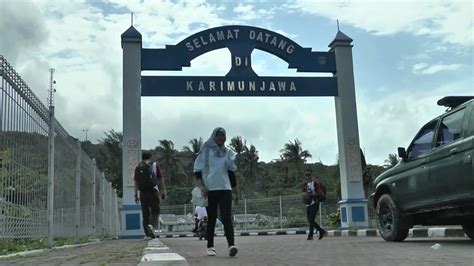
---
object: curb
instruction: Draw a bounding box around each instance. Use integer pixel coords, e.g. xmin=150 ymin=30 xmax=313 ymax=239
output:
xmin=0 ymin=240 xmax=102 ymax=259
xmin=138 ymin=239 xmax=188 ymax=266
xmin=156 ymin=227 xmax=467 ymax=239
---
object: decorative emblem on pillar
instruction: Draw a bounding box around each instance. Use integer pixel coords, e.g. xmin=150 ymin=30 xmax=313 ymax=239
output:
xmin=127 ymin=138 xmax=137 ymax=148
xmin=348 ymin=137 xmax=361 ymax=182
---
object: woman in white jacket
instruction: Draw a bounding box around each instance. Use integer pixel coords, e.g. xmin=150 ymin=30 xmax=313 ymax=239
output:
xmin=194 ymin=127 xmax=238 ymax=257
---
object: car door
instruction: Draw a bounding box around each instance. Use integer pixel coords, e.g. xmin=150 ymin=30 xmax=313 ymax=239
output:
xmin=395 ymin=120 xmax=438 ymax=210
xmin=459 ymin=104 xmax=474 ymax=198
xmin=430 ymin=107 xmax=469 ymax=203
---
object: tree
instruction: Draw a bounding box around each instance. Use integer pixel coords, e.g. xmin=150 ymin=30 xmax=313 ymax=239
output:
xmin=280 ymin=138 xmax=312 ymax=187
xmin=157 ymin=140 xmax=185 ymax=187
xmin=166 ymin=186 xmax=192 ymax=205
xmin=240 ymin=144 xmax=260 ymax=197
xmin=361 ymin=149 xmax=371 ymax=198
xmin=229 ymin=136 xmax=246 ymax=155
xmin=384 ymin=154 xmax=399 ymax=169
xmin=183 ymin=137 xmax=203 ymax=161
xmin=96 ymin=130 xmax=123 ymax=197
xmin=229 ymin=136 xmax=248 ymax=199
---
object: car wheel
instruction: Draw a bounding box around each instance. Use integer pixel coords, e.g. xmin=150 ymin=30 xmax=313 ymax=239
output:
xmin=376 ymin=194 xmax=409 ymax=242
xmin=462 ymin=223 xmax=474 ymax=240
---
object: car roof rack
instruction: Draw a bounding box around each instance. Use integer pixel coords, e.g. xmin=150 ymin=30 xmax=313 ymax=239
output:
xmin=437 ymin=96 xmax=474 ymax=109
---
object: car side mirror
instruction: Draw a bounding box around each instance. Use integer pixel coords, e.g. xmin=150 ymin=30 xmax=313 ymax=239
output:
xmin=398 ymin=147 xmax=407 ymax=160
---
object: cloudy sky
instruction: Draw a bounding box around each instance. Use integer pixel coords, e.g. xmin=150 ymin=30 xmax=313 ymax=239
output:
xmin=1 ymin=0 xmax=472 ymax=165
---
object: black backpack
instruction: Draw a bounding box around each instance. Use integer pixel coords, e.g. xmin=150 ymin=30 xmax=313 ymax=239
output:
xmin=135 ymin=162 xmax=158 ymax=191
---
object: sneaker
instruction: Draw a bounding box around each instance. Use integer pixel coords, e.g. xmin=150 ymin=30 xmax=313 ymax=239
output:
xmin=307 ymin=236 xmax=314 ymax=240
xmin=147 ymin=225 xmax=156 ymax=239
xmin=318 ymin=229 xmax=327 ymax=240
xmin=229 ymin=246 xmax=238 ymax=257
xmin=207 ymin=247 xmax=216 ymax=256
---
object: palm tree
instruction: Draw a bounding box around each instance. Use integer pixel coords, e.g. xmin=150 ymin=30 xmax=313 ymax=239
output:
xmin=229 ymin=136 xmax=246 ymax=155
xmin=157 ymin=140 xmax=183 ymax=187
xmin=229 ymin=136 xmax=248 ymax=200
xmin=240 ymin=145 xmax=260 ymax=196
xmin=280 ymin=138 xmax=312 ymax=186
xmin=183 ymin=137 xmax=203 ymax=161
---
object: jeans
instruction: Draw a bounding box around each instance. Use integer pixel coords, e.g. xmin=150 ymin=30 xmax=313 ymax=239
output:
xmin=206 ymin=190 xmax=234 ymax=248
xmin=307 ymin=203 xmax=322 ymax=237
xmin=140 ymin=189 xmax=160 ymax=235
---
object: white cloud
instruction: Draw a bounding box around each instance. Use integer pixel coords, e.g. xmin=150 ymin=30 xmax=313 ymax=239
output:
xmin=1 ymin=0 xmax=232 ymax=143
xmin=291 ymin=0 xmax=474 ymax=47
xmin=357 ymin=78 xmax=472 ymax=165
xmin=233 ymin=3 xmax=275 ymax=21
xmin=412 ymin=62 xmax=464 ymax=75
xmin=2 ymin=0 xmax=472 ymax=167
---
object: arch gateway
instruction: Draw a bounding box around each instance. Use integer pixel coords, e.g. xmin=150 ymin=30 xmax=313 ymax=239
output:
xmin=120 ymin=25 xmax=368 ymax=237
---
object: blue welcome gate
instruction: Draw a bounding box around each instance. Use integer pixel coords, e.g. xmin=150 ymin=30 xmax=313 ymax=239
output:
xmin=120 ymin=24 xmax=368 ymax=238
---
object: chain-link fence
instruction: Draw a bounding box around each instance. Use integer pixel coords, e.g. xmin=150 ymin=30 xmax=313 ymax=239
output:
xmin=160 ymin=193 xmax=377 ymax=232
xmin=0 ymin=55 xmax=120 ymax=242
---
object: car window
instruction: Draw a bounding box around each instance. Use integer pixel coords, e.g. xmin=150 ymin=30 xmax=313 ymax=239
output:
xmin=407 ymin=120 xmax=437 ymax=160
xmin=436 ymin=108 xmax=465 ymax=147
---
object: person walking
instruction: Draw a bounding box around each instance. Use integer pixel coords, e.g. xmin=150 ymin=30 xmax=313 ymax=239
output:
xmin=193 ymin=127 xmax=238 ymax=257
xmin=301 ymin=169 xmax=327 ymax=240
xmin=134 ymin=152 xmax=165 ymax=239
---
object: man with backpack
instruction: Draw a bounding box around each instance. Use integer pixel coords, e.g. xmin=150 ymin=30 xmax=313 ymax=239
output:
xmin=134 ymin=152 xmax=166 ymax=239
xmin=301 ymin=169 xmax=327 ymax=240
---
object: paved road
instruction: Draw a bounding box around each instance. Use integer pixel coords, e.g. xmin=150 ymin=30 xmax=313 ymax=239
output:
xmin=2 ymin=236 xmax=472 ymax=265
xmin=0 ymin=240 xmax=146 ymax=266
xmin=160 ymin=235 xmax=474 ymax=266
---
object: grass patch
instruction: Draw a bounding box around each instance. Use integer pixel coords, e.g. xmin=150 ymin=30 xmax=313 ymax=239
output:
xmin=0 ymin=236 xmax=99 ymax=256
xmin=0 ymin=239 xmax=46 ymax=256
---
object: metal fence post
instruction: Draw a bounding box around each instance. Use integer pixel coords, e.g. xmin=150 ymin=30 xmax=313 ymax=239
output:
xmin=75 ymin=141 xmax=81 ymax=243
xmin=244 ymin=198 xmax=247 ymax=232
xmin=46 ymin=105 xmax=55 ymax=248
xmin=101 ymin=172 xmax=106 ymax=237
xmin=184 ymin=204 xmax=186 ymax=216
xmin=85 ymin=206 xmax=88 ymax=231
xmin=279 ymin=195 xmax=283 ymax=230
xmin=60 ymin=208 xmax=64 ymax=236
xmin=109 ymin=184 xmax=113 ymax=236
xmin=114 ymin=189 xmax=120 ymax=237
xmin=92 ymin=159 xmax=97 ymax=238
